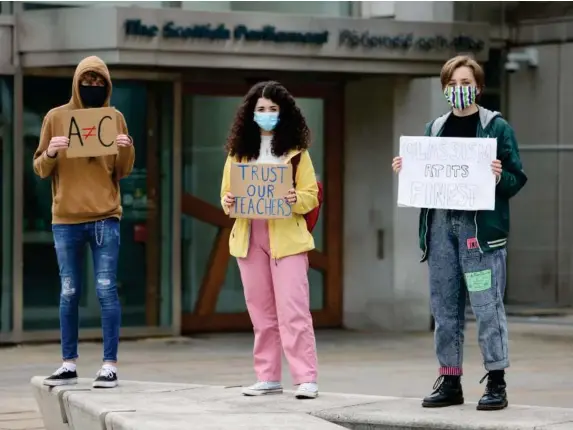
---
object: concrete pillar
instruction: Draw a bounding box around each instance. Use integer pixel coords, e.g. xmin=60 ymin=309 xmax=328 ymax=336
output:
xmin=343 ymin=77 xmax=396 ymax=331
xmin=343 ymin=76 xmax=449 ymax=332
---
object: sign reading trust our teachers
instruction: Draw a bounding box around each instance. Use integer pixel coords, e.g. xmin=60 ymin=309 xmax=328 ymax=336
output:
xmin=230 ymin=162 xmax=293 ymax=219
xmin=397 ymin=136 xmax=497 ymax=211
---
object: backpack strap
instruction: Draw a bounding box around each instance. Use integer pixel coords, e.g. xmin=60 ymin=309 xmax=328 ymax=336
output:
xmin=291 ymin=153 xmax=301 ymax=187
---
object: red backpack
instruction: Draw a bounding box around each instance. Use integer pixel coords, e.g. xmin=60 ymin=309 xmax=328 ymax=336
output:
xmin=291 ymin=153 xmax=323 ymax=233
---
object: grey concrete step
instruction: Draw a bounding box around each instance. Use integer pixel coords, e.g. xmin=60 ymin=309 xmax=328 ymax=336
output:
xmin=31 ymin=376 xmax=573 ymax=430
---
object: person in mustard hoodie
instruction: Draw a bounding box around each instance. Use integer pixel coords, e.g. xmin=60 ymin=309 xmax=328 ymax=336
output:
xmin=221 ymin=81 xmax=320 ymax=399
xmin=33 ymin=56 xmax=134 ymax=389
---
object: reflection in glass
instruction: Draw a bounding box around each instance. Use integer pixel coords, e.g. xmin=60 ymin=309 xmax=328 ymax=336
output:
xmin=23 ymin=77 xmax=70 ymax=330
xmin=0 ymin=76 xmax=13 ymax=333
xmin=182 ymin=95 xmax=244 ymax=313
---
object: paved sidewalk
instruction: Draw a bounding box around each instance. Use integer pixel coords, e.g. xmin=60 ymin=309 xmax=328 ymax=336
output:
xmin=31 ymin=378 xmax=573 ymax=430
xmin=2 ymin=321 xmax=573 ymax=429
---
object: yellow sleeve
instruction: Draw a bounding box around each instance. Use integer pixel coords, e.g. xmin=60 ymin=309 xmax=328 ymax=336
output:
xmin=114 ymin=110 xmax=135 ymax=179
xmin=292 ymin=150 xmax=319 ymax=215
xmin=220 ymin=155 xmax=232 ymax=215
xmin=33 ymin=113 xmax=58 ymax=179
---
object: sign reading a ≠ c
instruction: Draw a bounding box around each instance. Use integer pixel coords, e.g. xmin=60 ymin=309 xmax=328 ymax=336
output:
xmin=55 ymin=107 xmax=119 ymax=159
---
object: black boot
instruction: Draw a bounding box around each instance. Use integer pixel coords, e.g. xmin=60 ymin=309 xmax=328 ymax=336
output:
xmin=477 ymin=370 xmax=508 ymax=411
xmin=422 ymin=375 xmax=464 ymax=408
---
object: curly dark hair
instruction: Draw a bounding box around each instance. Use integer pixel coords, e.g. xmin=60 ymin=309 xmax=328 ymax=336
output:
xmin=225 ymin=81 xmax=311 ymax=160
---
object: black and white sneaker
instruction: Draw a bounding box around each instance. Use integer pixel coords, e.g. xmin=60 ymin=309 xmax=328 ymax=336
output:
xmin=43 ymin=365 xmax=78 ymax=387
xmin=92 ymin=366 xmax=118 ymax=388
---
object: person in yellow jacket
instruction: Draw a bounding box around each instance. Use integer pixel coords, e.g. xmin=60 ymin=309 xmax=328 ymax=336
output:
xmin=220 ymin=81 xmax=320 ymax=399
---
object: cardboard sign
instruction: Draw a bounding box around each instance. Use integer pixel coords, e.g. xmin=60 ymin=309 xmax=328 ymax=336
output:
xmin=230 ymin=162 xmax=293 ymax=219
xmin=56 ymin=107 xmax=118 ymax=158
xmin=397 ymin=136 xmax=497 ymax=211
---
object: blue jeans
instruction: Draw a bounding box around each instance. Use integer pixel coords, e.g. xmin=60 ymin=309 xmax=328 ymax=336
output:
xmin=427 ymin=209 xmax=509 ymax=376
xmin=52 ymin=218 xmax=121 ymax=362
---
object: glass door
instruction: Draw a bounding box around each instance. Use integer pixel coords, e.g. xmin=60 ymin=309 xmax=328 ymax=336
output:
xmin=180 ymin=82 xmax=343 ymax=332
xmin=0 ymin=76 xmax=13 ymax=334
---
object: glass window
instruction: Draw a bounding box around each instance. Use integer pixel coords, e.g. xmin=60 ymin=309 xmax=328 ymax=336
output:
xmin=484 ymin=48 xmax=502 ymax=90
xmin=23 ymin=76 xmax=71 ymax=331
xmin=181 ymin=1 xmax=351 ymax=15
xmin=23 ymin=1 xmax=163 ymax=10
xmin=293 ymin=98 xmax=324 ymax=310
xmin=480 ymin=93 xmax=501 ymax=112
xmin=22 ymin=76 xmax=173 ymax=330
xmin=181 ymin=95 xmax=243 ymax=313
xmin=181 ymin=93 xmax=325 ymax=314
xmin=230 ymin=1 xmax=351 ymax=16
xmin=0 ymin=76 xmax=13 ymax=333
xmin=156 ymin=82 xmax=174 ymax=328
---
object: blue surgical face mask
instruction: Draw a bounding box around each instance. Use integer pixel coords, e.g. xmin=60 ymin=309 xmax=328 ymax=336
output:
xmin=254 ymin=112 xmax=279 ymax=132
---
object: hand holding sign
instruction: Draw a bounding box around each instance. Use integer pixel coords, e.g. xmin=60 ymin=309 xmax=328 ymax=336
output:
xmin=223 ymin=192 xmax=235 ymax=209
xmin=46 ymin=136 xmax=70 ymax=157
xmin=117 ymin=134 xmax=132 ymax=148
xmin=392 ymin=156 xmax=402 ymax=174
xmin=285 ymin=188 xmax=297 ymax=205
xmin=491 ymin=159 xmax=502 ymax=180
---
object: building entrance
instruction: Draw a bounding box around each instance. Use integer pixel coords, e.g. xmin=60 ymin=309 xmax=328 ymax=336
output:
xmin=180 ymin=81 xmax=343 ymax=332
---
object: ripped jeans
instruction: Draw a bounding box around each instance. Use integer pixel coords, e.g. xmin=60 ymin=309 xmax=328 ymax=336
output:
xmin=427 ymin=209 xmax=509 ymax=376
xmin=52 ymin=218 xmax=121 ymax=362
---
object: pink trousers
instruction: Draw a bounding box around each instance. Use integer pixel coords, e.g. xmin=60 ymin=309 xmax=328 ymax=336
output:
xmin=237 ymin=219 xmax=318 ymax=385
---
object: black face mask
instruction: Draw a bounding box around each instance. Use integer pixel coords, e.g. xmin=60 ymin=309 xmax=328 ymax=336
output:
xmin=79 ymin=85 xmax=107 ymax=108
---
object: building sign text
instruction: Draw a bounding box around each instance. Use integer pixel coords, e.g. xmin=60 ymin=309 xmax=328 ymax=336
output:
xmin=124 ymin=19 xmax=329 ymax=45
xmin=339 ymin=30 xmax=485 ymax=53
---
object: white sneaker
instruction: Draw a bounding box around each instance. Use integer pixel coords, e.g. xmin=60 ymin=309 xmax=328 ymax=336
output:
xmin=295 ymin=382 xmax=319 ymax=399
xmin=43 ymin=364 xmax=78 ymax=387
xmin=241 ymin=381 xmax=283 ymax=396
xmin=92 ymin=366 xmax=118 ymax=388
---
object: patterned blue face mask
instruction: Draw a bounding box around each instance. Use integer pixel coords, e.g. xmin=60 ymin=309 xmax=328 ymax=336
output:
xmin=254 ymin=112 xmax=279 ymax=132
xmin=444 ymin=85 xmax=478 ymax=110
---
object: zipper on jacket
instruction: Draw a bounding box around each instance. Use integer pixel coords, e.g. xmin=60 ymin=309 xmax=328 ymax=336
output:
xmin=473 ymin=211 xmax=483 ymax=254
xmin=420 ymin=209 xmax=430 ymax=262
xmin=270 ymin=220 xmax=278 ymax=265
xmin=245 ymin=220 xmax=251 ymax=258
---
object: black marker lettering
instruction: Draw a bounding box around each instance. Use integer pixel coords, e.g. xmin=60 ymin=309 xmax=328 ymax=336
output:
xmin=68 ymin=117 xmax=84 ymax=147
xmin=98 ymin=115 xmax=114 ymax=147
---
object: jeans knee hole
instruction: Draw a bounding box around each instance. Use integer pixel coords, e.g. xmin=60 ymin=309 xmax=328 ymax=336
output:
xmin=97 ymin=278 xmax=111 ymax=287
xmin=61 ymin=277 xmax=76 ymax=296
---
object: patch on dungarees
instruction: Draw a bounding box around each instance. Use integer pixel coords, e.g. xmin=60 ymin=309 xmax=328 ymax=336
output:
xmin=466 ymin=237 xmax=479 ymax=250
xmin=464 ymin=270 xmax=492 ymax=292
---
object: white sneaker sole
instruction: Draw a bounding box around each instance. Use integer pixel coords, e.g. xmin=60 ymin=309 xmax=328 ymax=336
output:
xmin=43 ymin=378 xmax=78 ymax=387
xmin=295 ymin=390 xmax=319 ymax=399
xmin=241 ymin=387 xmax=283 ymax=396
xmin=92 ymin=380 xmax=118 ymax=389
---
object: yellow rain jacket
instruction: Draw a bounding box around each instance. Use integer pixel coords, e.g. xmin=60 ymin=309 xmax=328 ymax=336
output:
xmin=220 ymin=149 xmax=319 ymax=259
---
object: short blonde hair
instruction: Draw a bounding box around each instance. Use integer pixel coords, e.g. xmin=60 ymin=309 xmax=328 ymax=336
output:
xmin=440 ymin=55 xmax=485 ymax=93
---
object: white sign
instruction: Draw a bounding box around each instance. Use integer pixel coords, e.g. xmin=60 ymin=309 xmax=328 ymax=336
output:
xmin=397 ymin=136 xmax=497 ymax=211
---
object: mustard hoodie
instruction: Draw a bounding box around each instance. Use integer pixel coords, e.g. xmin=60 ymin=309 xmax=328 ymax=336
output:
xmin=33 ymin=56 xmax=135 ymax=224
xmin=220 ymin=149 xmax=319 ymax=260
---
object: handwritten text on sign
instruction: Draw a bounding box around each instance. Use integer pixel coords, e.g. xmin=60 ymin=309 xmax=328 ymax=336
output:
xmin=397 ymin=136 xmax=497 ymax=211
xmin=230 ymin=163 xmax=293 ymax=219
xmin=56 ymin=107 xmax=118 ymax=158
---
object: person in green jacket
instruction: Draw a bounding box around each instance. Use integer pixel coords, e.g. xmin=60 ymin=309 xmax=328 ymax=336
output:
xmin=392 ymin=55 xmax=527 ymax=411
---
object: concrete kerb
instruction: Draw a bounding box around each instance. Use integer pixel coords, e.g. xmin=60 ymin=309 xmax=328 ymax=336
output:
xmin=31 ymin=377 xmax=573 ymax=430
